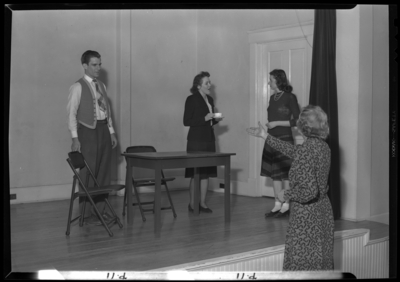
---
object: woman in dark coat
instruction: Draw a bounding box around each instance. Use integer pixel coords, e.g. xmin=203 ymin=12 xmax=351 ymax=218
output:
xmin=247 ymin=105 xmax=334 ymax=271
xmin=183 ymin=71 xmax=224 ymax=213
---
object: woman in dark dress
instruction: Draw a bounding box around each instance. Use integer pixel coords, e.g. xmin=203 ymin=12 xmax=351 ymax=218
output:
xmin=247 ymin=105 xmax=334 ymax=271
xmin=183 ymin=72 xmax=224 ymax=213
xmin=263 ymin=69 xmax=300 ymax=218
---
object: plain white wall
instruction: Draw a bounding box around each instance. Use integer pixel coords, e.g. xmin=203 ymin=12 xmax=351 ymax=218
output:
xmin=336 ymin=5 xmax=389 ymax=223
xmin=9 ymin=10 xmax=120 ymax=188
xmin=357 ymin=5 xmax=374 ymax=221
xmin=370 ymin=5 xmax=390 ymax=222
xmin=336 ymin=8 xmax=360 ymax=220
xmin=129 ymin=10 xmax=197 ymax=153
xmin=113 ymin=10 xmax=198 ymax=186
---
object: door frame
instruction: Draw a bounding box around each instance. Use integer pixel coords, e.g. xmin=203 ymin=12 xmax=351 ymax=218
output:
xmin=247 ymin=21 xmax=314 ymax=197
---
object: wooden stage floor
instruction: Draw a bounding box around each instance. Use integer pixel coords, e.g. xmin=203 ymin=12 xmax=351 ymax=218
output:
xmin=9 ymin=189 xmax=389 ymax=273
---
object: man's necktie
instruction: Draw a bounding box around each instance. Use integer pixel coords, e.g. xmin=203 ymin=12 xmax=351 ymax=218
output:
xmin=92 ymin=79 xmax=107 ymax=115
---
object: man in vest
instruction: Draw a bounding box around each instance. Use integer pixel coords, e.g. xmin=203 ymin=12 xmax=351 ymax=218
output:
xmin=67 ymin=50 xmax=118 ymax=225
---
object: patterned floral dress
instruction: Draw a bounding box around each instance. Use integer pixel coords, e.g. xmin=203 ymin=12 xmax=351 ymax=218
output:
xmin=265 ymin=135 xmax=334 ymax=271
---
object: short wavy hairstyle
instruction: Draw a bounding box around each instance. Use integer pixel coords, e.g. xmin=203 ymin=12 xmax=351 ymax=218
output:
xmin=190 ymin=71 xmax=210 ymax=94
xmin=81 ymin=50 xmax=101 ymax=65
xmin=296 ymin=105 xmax=330 ymax=139
xmin=269 ymin=69 xmax=293 ymax=93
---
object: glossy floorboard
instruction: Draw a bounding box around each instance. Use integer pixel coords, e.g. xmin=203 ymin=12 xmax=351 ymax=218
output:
xmin=10 ymin=190 xmax=388 ymax=272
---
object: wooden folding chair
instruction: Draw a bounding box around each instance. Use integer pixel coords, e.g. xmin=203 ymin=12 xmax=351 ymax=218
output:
xmin=123 ymin=146 xmax=177 ymax=221
xmin=66 ymin=151 xmax=124 ymax=237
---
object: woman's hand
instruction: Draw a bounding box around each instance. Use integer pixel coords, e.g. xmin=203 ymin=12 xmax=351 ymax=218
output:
xmin=246 ymin=121 xmax=268 ymax=139
xmin=278 ymin=188 xmax=290 ymax=202
xmin=277 ymin=190 xmax=285 ymax=202
xmin=266 ymin=121 xmax=277 ymax=129
xmin=205 ymin=113 xmax=214 ymax=121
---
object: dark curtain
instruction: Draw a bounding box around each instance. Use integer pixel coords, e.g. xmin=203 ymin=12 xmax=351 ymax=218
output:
xmin=309 ymin=9 xmax=341 ymax=220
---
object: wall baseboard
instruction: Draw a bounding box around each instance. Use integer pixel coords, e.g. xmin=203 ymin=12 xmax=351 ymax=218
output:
xmin=208 ymin=178 xmax=259 ymax=197
xmin=9 ymin=177 xmax=261 ymax=204
xmin=10 ymin=177 xmax=191 ymax=205
xmin=369 ymin=213 xmax=389 ymax=225
xmin=113 ymin=177 xmax=190 ymax=196
xmin=8 ymin=180 xmax=390 ymax=228
xmin=10 ymin=184 xmax=73 ymax=204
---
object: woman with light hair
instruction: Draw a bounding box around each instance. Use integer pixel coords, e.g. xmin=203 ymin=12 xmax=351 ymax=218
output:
xmin=247 ymin=105 xmax=334 ymax=271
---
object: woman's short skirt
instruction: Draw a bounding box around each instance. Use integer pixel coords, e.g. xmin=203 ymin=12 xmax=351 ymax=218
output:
xmin=185 ymin=140 xmax=217 ymax=179
xmin=261 ymin=134 xmax=294 ymax=181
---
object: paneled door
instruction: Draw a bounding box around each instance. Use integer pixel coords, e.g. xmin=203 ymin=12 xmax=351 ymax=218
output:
xmin=255 ymin=38 xmax=312 ymax=197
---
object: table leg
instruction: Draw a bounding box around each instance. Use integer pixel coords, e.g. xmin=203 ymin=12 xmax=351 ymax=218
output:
xmin=224 ymin=157 xmax=231 ymax=222
xmin=154 ymin=165 xmax=161 ymax=234
xmin=126 ymin=160 xmax=133 ymax=225
xmin=194 ymin=167 xmax=200 ymax=215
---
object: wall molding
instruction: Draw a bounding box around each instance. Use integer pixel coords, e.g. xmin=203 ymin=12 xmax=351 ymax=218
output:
xmin=9 ymin=178 xmax=389 ymax=226
xmin=9 ymin=175 xmax=263 ymax=204
xmin=208 ymin=178 xmax=261 ymax=198
xmin=10 ymin=185 xmax=72 ymax=205
xmin=10 ymin=177 xmax=190 ymax=205
xmin=9 ymin=177 xmax=262 ymax=204
xmin=248 ymin=21 xmax=314 ymax=44
xmin=368 ymin=213 xmax=389 ymax=225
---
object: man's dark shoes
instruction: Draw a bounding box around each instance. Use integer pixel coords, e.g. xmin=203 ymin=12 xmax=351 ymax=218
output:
xmin=188 ymin=204 xmax=194 ymax=213
xmin=199 ymin=204 xmax=212 ymax=213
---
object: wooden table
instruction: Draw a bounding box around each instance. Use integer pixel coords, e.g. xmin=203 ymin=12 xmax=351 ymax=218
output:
xmin=121 ymin=151 xmax=236 ymax=234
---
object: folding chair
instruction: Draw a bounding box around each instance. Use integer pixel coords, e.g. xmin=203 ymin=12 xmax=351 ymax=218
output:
xmin=66 ymin=151 xmax=124 ymax=237
xmin=123 ymin=146 xmax=177 ymax=221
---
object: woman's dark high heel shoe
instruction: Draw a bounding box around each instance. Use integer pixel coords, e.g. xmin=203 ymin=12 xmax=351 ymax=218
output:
xmin=274 ymin=209 xmax=290 ymax=218
xmin=199 ymin=204 xmax=212 ymax=213
xmin=265 ymin=210 xmax=280 ymax=218
xmin=188 ymin=204 xmax=194 ymax=212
